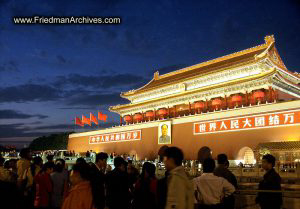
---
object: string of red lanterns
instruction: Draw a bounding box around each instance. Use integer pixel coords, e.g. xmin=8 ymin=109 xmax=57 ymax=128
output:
xmin=122 ymin=89 xmax=268 ymax=124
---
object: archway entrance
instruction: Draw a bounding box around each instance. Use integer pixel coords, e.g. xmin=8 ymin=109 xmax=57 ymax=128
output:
xmin=237 ymin=147 xmax=255 ymax=164
xmin=198 ymin=146 xmax=212 ymax=163
xmin=158 ymin=145 xmax=169 ymax=161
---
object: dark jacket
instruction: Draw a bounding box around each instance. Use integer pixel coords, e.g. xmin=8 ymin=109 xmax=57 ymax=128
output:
xmin=157 ymin=171 xmax=169 ymax=209
xmin=214 ymin=165 xmax=238 ymax=209
xmin=256 ymin=168 xmax=282 ymax=209
xmin=106 ymin=168 xmax=130 ymax=209
xmin=214 ymin=165 xmax=237 ymax=188
xmin=133 ymin=177 xmax=158 ymax=209
xmin=90 ymin=164 xmax=106 ymax=209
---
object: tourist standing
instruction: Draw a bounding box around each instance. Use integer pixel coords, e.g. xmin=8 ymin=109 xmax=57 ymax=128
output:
xmin=256 ymin=154 xmax=282 ymax=209
xmin=127 ymin=160 xmax=139 ymax=192
xmin=23 ymin=156 xmax=43 ymax=208
xmin=106 ymin=157 xmax=130 ymax=209
xmin=50 ymin=160 xmax=68 ymax=209
xmin=62 ymin=163 xmax=95 ymax=209
xmin=91 ymin=152 xmax=108 ymax=209
xmin=0 ymin=156 xmax=15 ymax=182
xmin=214 ymin=154 xmax=237 ymax=208
xmin=132 ymin=162 xmax=157 ymax=209
xmin=34 ymin=162 xmax=54 ymax=209
xmin=157 ymin=170 xmax=169 ymax=209
xmin=17 ymin=148 xmax=31 ymax=188
xmin=163 ymin=147 xmax=194 ymax=209
xmin=194 ymin=158 xmax=235 ymax=209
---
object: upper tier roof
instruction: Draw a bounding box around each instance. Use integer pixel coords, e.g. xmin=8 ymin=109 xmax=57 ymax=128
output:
xmin=121 ymin=35 xmax=290 ymax=97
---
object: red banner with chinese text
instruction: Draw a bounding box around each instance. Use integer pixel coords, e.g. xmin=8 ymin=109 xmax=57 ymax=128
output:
xmin=194 ymin=109 xmax=300 ymax=135
xmin=89 ymin=130 xmax=141 ymax=144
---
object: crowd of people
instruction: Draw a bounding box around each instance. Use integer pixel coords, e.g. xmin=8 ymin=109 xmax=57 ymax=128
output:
xmin=0 ymin=147 xmax=283 ymax=209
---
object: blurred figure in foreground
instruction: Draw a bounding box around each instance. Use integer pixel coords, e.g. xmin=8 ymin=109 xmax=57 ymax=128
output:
xmin=50 ymin=160 xmax=68 ymax=209
xmin=256 ymin=154 xmax=282 ymax=209
xmin=106 ymin=157 xmax=130 ymax=209
xmin=214 ymin=154 xmax=237 ymax=208
xmin=62 ymin=163 xmax=96 ymax=209
xmin=34 ymin=162 xmax=54 ymax=209
xmin=23 ymin=156 xmax=43 ymax=208
xmin=133 ymin=162 xmax=157 ymax=209
xmin=17 ymin=148 xmax=31 ymax=188
xmin=164 ymin=147 xmax=194 ymax=209
xmin=90 ymin=152 xmax=108 ymax=209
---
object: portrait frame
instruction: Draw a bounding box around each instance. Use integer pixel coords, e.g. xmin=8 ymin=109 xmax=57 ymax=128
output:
xmin=158 ymin=121 xmax=172 ymax=144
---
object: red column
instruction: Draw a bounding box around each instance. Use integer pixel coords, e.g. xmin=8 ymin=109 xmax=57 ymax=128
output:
xmin=174 ymin=105 xmax=177 ymax=117
xmin=120 ymin=116 xmax=122 ymax=126
xmin=275 ymin=89 xmax=278 ymax=101
xmin=268 ymin=87 xmax=273 ymax=102
xmin=168 ymin=106 xmax=170 ymax=118
xmin=188 ymin=102 xmax=191 ymax=115
xmin=224 ymin=96 xmax=228 ymax=109
xmin=154 ymin=109 xmax=156 ymax=120
xmin=205 ymin=99 xmax=209 ymax=112
xmin=245 ymin=91 xmax=249 ymax=106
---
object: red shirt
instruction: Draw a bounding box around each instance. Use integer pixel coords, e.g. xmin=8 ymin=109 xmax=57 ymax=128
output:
xmin=34 ymin=172 xmax=52 ymax=208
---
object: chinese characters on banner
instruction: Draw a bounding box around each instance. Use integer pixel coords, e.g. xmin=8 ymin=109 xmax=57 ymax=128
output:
xmin=89 ymin=130 xmax=141 ymax=144
xmin=194 ymin=110 xmax=300 ymax=135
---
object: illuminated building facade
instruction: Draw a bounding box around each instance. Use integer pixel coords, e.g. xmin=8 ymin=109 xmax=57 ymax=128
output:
xmin=68 ymin=35 xmax=300 ymax=163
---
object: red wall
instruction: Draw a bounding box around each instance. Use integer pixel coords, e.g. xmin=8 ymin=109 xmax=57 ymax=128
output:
xmin=68 ymin=121 xmax=300 ymax=160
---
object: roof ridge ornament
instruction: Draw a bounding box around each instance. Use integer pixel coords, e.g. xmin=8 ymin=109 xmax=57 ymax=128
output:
xmin=255 ymin=35 xmax=275 ymax=60
xmin=154 ymin=71 xmax=159 ymax=80
xmin=264 ymin=35 xmax=275 ymax=45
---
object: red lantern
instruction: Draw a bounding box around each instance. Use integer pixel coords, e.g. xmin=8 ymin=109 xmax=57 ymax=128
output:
xmin=145 ymin=111 xmax=154 ymax=118
xmin=124 ymin=115 xmax=132 ymax=123
xmin=231 ymin=95 xmax=242 ymax=106
xmin=212 ymin=98 xmax=222 ymax=110
xmin=253 ymin=91 xmax=265 ymax=102
xmin=194 ymin=101 xmax=205 ymax=109
xmin=158 ymin=108 xmax=168 ymax=117
xmin=133 ymin=113 xmax=143 ymax=122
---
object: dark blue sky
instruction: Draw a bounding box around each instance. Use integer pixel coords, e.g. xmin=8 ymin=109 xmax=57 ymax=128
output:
xmin=0 ymin=0 xmax=300 ymax=145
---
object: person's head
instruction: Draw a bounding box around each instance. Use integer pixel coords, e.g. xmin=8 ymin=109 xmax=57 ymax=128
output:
xmin=70 ymin=163 xmax=91 ymax=186
xmin=47 ymin=155 xmax=54 ymax=162
xmin=33 ymin=156 xmax=43 ymax=167
xmin=0 ymin=157 xmax=5 ymax=166
xmin=161 ymin=124 xmax=168 ymax=137
xmin=262 ymin=154 xmax=276 ymax=171
xmin=41 ymin=162 xmax=54 ymax=174
xmin=114 ymin=157 xmax=127 ymax=172
xmin=54 ymin=160 xmax=64 ymax=173
xmin=55 ymin=158 xmax=66 ymax=168
xmin=20 ymin=148 xmax=31 ymax=160
xmin=163 ymin=147 xmax=184 ymax=171
xmin=203 ymin=158 xmax=215 ymax=173
xmin=217 ymin=154 xmax=228 ymax=165
xmin=141 ymin=162 xmax=156 ymax=179
xmin=76 ymin=157 xmax=86 ymax=165
xmin=95 ymin=152 xmax=108 ymax=169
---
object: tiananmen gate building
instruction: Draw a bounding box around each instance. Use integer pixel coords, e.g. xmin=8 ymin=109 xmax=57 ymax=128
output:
xmin=68 ymin=35 xmax=300 ymax=164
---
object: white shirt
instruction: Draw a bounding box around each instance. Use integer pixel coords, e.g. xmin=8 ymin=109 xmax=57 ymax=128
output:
xmin=193 ymin=173 xmax=235 ymax=205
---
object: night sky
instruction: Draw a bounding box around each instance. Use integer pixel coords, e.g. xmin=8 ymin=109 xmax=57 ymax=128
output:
xmin=0 ymin=0 xmax=300 ymax=147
